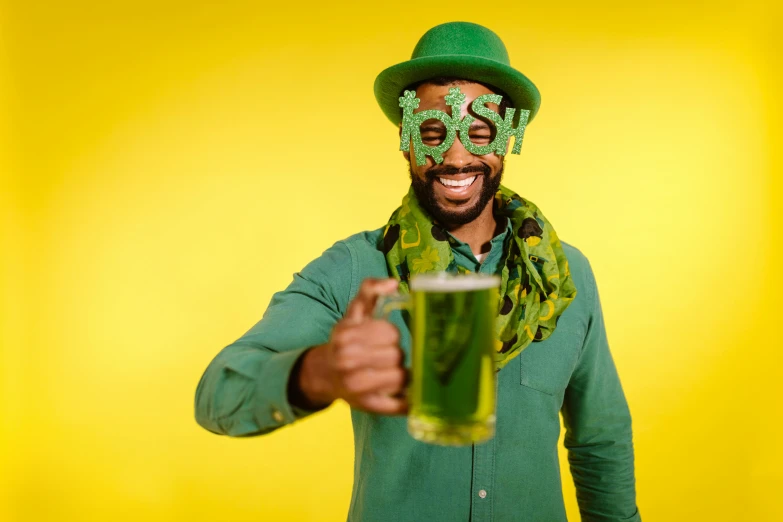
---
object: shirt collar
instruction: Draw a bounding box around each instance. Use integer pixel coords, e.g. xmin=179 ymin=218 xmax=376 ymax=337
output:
xmin=445 ymin=216 xmax=512 ymax=260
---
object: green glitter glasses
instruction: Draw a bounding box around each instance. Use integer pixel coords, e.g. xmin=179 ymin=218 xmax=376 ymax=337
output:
xmin=399 ymin=87 xmax=530 ymax=166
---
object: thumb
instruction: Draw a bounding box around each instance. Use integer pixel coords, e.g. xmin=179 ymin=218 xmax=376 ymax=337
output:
xmin=345 ymin=278 xmax=399 ymax=324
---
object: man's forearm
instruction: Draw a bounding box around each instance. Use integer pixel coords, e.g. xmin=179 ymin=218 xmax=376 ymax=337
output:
xmin=195 ymin=342 xmax=317 ymax=436
xmin=194 ymin=241 xmax=352 ymax=436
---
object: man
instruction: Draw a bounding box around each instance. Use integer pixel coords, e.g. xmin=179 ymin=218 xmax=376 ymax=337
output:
xmin=195 ymin=21 xmax=641 ymax=522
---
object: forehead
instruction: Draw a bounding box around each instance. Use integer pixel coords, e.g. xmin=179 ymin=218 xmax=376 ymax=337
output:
xmin=414 ymin=82 xmax=500 ymax=116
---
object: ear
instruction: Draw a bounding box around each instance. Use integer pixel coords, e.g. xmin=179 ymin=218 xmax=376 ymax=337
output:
xmin=399 ymin=122 xmax=411 ymax=162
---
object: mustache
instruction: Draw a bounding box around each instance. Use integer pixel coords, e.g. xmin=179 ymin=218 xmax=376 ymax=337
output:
xmin=425 ymin=163 xmax=490 ymax=181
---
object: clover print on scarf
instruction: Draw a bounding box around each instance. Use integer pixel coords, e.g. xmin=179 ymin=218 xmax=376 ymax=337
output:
xmin=412 ymin=245 xmax=440 ymax=273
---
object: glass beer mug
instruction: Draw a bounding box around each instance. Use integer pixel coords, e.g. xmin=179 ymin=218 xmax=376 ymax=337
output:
xmin=374 ymin=273 xmax=500 ymax=446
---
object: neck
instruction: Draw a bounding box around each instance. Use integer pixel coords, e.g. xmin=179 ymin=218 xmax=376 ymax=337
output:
xmin=443 ymin=201 xmax=502 ymax=255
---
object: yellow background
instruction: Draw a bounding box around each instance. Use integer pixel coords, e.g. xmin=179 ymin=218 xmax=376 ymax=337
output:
xmin=2 ymin=1 xmax=781 ymax=521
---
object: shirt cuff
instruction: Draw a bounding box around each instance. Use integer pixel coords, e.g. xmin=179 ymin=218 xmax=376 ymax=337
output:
xmin=256 ymin=346 xmax=325 ymax=428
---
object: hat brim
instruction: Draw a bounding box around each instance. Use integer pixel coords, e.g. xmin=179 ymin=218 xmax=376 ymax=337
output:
xmin=374 ymin=54 xmax=541 ymax=126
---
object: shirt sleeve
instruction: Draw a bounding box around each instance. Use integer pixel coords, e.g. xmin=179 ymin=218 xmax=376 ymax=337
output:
xmin=194 ymin=241 xmax=352 ymax=437
xmin=561 ymin=259 xmax=642 ymax=521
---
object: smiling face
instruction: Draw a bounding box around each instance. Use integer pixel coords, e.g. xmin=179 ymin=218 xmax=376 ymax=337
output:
xmin=403 ymin=81 xmax=506 ymax=227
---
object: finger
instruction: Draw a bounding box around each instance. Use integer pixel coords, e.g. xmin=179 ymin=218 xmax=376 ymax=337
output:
xmin=330 ymin=343 xmax=403 ymax=376
xmin=344 ymin=278 xmax=399 ymax=324
xmin=353 ymin=319 xmax=401 ymax=347
xmin=356 ymin=393 xmax=409 ymax=415
xmin=343 ymin=367 xmax=407 ymax=396
xmin=328 ymin=324 xmax=399 ymax=369
xmin=333 ymin=319 xmax=399 ymax=348
xmin=376 ymin=382 xmax=408 ymax=398
xmin=376 ymin=367 xmax=410 ymax=396
xmin=362 ymin=345 xmax=404 ymax=369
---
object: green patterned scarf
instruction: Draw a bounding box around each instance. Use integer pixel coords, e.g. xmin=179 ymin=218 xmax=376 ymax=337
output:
xmin=382 ymin=184 xmax=577 ymax=370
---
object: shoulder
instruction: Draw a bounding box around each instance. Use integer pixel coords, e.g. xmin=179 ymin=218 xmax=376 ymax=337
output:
xmin=558 ymin=237 xmax=584 ymax=256
xmin=300 ymin=227 xmax=388 ymax=305
xmin=336 ymin=226 xmax=387 ymax=270
xmin=305 ymin=227 xmax=385 ymax=267
xmin=558 ymin=239 xmax=598 ymax=308
xmin=337 ymin=227 xmax=389 ymax=298
xmin=560 ymin=240 xmax=590 ymax=276
xmin=339 ymin=227 xmax=386 ymax=252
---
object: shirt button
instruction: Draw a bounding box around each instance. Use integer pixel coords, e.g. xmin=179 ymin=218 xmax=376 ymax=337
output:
xmin=272 ymin=409 xmax=284 ymax=423
xmin=478 ymin=489 xmax=487 ymax=499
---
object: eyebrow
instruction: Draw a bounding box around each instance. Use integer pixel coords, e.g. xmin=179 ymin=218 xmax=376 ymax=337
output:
xmin=420 ymin=125 xmax=446 ymax=133
xmin=469 ymin=121 xmax=491 ymax=132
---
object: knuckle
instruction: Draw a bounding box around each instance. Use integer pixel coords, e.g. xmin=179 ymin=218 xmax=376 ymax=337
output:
xmin=333 ymin=351 xmax=357 ymax=372
xmin=331 ymin=327 xmax=354 ymax=347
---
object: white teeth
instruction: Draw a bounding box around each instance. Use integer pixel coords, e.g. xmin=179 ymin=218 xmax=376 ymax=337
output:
xmin=438 ymin=175 xmax=476 ymax=187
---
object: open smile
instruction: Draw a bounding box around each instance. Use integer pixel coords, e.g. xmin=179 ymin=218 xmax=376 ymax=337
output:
xmin=434 ymin=174 xmax=481 ymax=198
xmin=437 ymin=175 xmax=477 ymax=187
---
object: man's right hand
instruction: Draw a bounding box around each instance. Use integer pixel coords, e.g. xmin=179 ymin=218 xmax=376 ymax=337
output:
xmin=291 ymin=278 xmax=409 ymax=415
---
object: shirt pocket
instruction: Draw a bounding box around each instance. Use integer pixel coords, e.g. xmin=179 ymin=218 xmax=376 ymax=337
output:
xmin=519 ymin=320 xmax=585 ymax=396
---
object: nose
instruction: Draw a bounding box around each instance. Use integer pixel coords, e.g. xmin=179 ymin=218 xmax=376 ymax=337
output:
xmin=440 ymin=135 xmax=474 ymax=169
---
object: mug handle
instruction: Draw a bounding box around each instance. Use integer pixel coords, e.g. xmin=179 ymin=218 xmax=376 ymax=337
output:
xmin=373 ymin=292 xmax=412 ymax=320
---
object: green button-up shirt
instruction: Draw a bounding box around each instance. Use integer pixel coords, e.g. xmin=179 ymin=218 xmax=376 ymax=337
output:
xmin=195 ymin=220 xmax=641 ymax=522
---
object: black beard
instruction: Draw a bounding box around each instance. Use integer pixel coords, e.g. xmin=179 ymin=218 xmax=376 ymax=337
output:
xmin=409 ymin=162 xmax=503 ymax=227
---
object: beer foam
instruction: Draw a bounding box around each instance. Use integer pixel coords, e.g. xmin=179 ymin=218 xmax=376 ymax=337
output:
xmin=410 ymin=273 xmax=501 ymax=292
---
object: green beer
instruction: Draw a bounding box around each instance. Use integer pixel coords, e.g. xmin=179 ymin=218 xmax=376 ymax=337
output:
xmin=376 ymin=274 xmax=500 ymax=446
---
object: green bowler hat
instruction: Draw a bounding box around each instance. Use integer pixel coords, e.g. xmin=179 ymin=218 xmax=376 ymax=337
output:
xmin=374 ymin=21 xmax=541 ymax=126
